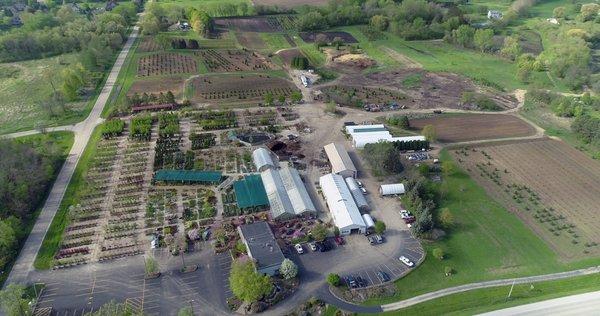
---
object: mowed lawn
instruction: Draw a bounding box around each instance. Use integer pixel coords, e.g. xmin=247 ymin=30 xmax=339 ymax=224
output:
xmin=0 ymin=54 xmax=91 ymax=135
xmin=374 ymin=273 xmax=600 ymax=315
xmin=364 ymin=150 xmax=600 ymax=306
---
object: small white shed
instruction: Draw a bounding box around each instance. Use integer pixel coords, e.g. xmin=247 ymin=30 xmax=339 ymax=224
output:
xmin=362 ymin=213 xmax=375 ymax=229
xmin=379 ymin=183 xmax=405 ymax=196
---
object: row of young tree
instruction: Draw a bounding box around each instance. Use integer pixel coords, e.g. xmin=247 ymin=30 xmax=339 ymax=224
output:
xmin=296 ymin=0 xmax=465 ymax=40
xmin=0 ymin=137 xmax=67 ymax=273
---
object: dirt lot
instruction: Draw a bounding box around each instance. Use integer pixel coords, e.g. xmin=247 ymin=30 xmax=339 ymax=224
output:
xmin=190 ymin=74 xmax=298 ymax=104
xmin=410 ymin=114 xmax=536 ymax=143
xmin=317 ymin=69 xmax=518 ymax=110
xmin=214 ymin=15 xmax=297 ymax=32
xmin=137 ymin=53 xmax=197 ymax=77
xmin=452 ymin=139 xmax=600 ymax=260
xmin=127 ymin=77 xmax=184 ymax=97
xmin=251 ymin=0 xmax=327 ymax=9
xmin=195 ymin=49 xmax=277 ymax=72
xmin=299 ymin=31 xmax=358 ymax=44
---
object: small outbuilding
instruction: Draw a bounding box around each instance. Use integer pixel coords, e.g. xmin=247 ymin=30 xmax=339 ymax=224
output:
xmin=379 ymin=183 xmax=405 ymax=196
xmin=238 ymin=222 xmax=286 ymax=276
xmin=362 ymin=213 xmax=375 ymax=230
xmin=324 ymin=142 xmax=357 ymax=178
xmin=253 ymin=147 xmax=276 ymax=172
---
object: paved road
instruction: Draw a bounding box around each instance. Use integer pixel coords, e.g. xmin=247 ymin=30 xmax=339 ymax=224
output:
xmin=0 ymin=125 xmax=75 ymax=139
xmin=479 ymin=290 xmax=600 ymax=316
xmin=3 ymin=26 xmax=139 ymax=288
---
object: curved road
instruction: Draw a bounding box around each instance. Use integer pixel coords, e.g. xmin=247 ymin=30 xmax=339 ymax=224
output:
xmin=3 ymin=26 xmax=139 ymax=288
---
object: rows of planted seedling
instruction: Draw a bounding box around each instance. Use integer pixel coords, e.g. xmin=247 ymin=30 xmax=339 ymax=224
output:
xmin=195 ymin=49 xmax=274 ymax=72
xmin=137 ymin=53 xmax=198 ymax=76
xmin=55 ymin=136 xmax=126 ymax=268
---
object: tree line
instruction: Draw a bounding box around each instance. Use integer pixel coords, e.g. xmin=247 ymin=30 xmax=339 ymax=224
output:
xmin=0 ymin=137 xmax=67 ymax=274
xmin=296 ymin=0 xmax=465 ymax=40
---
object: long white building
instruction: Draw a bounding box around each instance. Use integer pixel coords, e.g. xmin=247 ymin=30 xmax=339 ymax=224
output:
xmin=345 ymin=124 xmax=426 ymax=148
xmin=319 ymin=173 xmax=366 ymax=235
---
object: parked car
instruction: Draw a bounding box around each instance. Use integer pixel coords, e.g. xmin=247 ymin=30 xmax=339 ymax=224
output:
xmin=373 ymin=234 xmax=383 ymax=244
xmin=377 ymin=271 xmax=390 ymax=282
xmin=356 ymin=180 xmax=364 ymax=187
xmin=361 ymin=187 xmax=367 ymax=195
xmin=355 ymin=276 xmax=368 ymax=287
xmin=367 ymin=235 xmax=375 ymax=245
xmin=334 ymin=236 xmax=345 ymax=245
xmin=308 ymin=242 xmax=317 ymax=251
xmin=399 ymin=255 xmax=414 ymax=267
xmin=294 ymin=244 xmax=304 ymax=254
xmin=317 ymin=240 xmax=331 ymax=252
xmin=403 ymin=216 xmax=416 ymax=224
xmin=345 ymin=276 xmax=358 ymax=288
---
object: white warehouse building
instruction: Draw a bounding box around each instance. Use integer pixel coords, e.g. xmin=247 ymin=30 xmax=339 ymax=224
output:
xmin=345 ymin=124 xmax=426 ymax=148
xmin=261 ymin=163 xmax=317 ymax=220
xmin=319 ymin=173 xmax=366 ymax=235
xmin=253 ymin=147 xmax=276 ymax=172
xmin=324 ymin=142 xmax=357 ymax=178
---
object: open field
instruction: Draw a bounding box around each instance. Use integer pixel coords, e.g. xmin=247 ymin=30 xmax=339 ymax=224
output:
xmin=235 ymin=32 xmax=267 ymax=50
xmin=0 ymin=55 xmax=90 ymax=134
xmin=195 ymin=49 xmax=277 ymax=72
xmin=451 ymin=139 xmax=600 ymax=260
xmin=410 ymin=114 xmax=536 ymax=143
xmin=190 ymin=73 xmax=298 ymax=104
xmin=364 ymin=149 xmax=600 ymax=306
xmin=127 ymin=77 xmax=185 ymax=97
xmin=137 ymin=53 xmax=198 ymax=76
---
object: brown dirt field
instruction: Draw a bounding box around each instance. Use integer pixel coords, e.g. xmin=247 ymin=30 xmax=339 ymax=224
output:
xmin=452 ymin=139 xmax=600 ymax=260
xmin=235 ymin=32 xmax=266 ymax=50
xmin=319 ymin=69 xmax=518 ymax=110
xmin=137 ymin=37 xmax=161 ymax=53
xmin=127 ymin=77 xmax=184 ymax=97
xmin=410 ymin=114 xmax=535 ymax=143
xmin=195 ymin=49 xmax=277 ymax=72
xmin=299 ymin=31 xmax=358 ymax=44
xmin=137 ymin=53 xmax=197 ymax=77
xmin=190 ymin=74 xmax=298 ymax=104
xmin=251 ymin=0 xmax=327 ymax=9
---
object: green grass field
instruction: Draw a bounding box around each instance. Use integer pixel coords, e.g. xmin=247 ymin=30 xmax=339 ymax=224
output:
xmin=1 ymin=131 xmax=74 ymax=285
xmin=373 ymin=273 xmax=600 ymax=315
xmin=364 ymin=149 xmax=600 ymax=307
xmin=0 ymin=55 xmax=91 ymax=135
xmin=34 ymin=127 xmax=102 ymax=270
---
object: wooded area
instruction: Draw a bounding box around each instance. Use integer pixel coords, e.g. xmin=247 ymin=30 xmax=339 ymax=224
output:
xmin=0 ymin=135 xmax=70 ymax=274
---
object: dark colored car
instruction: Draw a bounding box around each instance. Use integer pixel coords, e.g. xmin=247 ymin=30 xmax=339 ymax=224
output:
xmin=377 ymin=271 xmax=390 ymax=282
xmin=355 ymin=276 xmax=368 ymax=287
xmin=316 ymin=240 xmax=332 ymax=252
xmin=345 ymin=276 xmax=358 ymax=288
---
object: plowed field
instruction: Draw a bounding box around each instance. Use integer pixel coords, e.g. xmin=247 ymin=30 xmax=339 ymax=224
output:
xmin=410 ymin=114 xmax=535 ymax=143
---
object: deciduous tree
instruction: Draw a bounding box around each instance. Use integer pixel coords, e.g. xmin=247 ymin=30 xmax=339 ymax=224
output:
xmin=229 ymin=260 xmax=273 ymax=303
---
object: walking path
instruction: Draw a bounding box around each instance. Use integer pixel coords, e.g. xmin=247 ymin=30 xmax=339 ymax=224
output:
xmin=3 ymin=26 xmax=139 ymax=288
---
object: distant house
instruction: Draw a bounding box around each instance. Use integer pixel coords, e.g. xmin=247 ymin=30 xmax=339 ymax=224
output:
xmin=487 ymin=10 xmax=503 ymax=20
xmin=237 ymin=222 xmax=286 ymax=276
